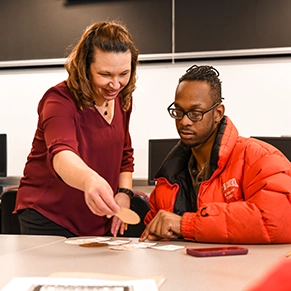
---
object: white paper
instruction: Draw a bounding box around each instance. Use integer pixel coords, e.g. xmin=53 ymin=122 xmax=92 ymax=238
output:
xmin=150 ymin=244 xmax=185 ymax=251
xmin=1 ymin=277 xmax=158 ymax=291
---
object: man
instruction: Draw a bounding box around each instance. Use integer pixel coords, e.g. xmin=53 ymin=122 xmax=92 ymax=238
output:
xmin=140 ymin=65 xmax=291 ymax=244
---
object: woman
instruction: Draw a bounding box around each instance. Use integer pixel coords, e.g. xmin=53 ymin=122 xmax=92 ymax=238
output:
xmin=14 ymin=21 xmax=139 ymax=237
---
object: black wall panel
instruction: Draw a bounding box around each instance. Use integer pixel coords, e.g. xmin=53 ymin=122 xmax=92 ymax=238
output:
xmin=1 ymin=0 xmax=291 ymax=63
xmin=175 ymin=0 xmax=291 ymax=53
xmin=0 ymin=0 xmax=172 ymax=62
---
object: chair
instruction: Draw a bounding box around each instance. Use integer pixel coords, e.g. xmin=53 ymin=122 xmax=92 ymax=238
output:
xmin=121 ymin=190 xmax=150 ymax=238
xmin=0 ymin=187 xmax=150 ymax=237
xmin=0 ymin=186 xmax=20 ymax=234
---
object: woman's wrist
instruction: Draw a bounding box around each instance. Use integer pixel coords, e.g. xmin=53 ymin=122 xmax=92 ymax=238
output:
xmin=116 ymin=187 xmax=134 ymax=199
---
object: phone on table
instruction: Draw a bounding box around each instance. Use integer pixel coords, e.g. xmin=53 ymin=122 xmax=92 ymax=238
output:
xmin=186 ymin=246 xmax=248 ymax=257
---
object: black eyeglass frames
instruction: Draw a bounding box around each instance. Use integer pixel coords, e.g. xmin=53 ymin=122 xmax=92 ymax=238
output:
xmin=167 ymin=102 xmax=220 ymax=122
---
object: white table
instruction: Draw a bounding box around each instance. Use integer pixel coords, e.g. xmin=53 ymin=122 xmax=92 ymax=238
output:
xmin=0 ymin=235 xmax=290 ymax=291
xmin=0 ymin=234 xmax=65 ymax=256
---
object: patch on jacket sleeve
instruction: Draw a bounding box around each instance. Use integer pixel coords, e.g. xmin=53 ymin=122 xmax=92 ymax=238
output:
xmin=222 ymin=178 xmax=239 ymax=202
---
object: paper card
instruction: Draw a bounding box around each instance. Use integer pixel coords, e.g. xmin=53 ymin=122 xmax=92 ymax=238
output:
xmin=109 ymin=242 xmax=157 ymax=251
xmin=135 ymin=242 xmax=157 ymax=248
xmin=49 ymin=272 xmax=165 ymax=289
xmin=64 ymin=237 xmax=132 ymax=247
xmin=115 ymin=207 xmax=140 ymax=225
xmin=150 ymin=244 xmax=185 ymax=251
xmin=64 ymin=237 xmax=111 ymax=245
xmin=1 ymin=277 xmax=159 ymax=291
xmin=109 ymin=244 xmax=140 ymax=251
xmin=106 ymin=239 xmax=132 ymax=246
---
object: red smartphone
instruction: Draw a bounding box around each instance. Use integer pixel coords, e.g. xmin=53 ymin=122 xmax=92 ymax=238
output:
xmin=186 ymin=246 xmax=248 ymax=257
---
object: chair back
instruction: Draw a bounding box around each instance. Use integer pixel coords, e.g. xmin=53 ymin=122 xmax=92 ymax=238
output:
xmin=122 ymin=191 xmax=150 ymax=237
xmin=0 ymin=187 xmax=20 ymax=234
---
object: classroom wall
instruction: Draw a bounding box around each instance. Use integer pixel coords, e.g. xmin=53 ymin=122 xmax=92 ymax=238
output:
xmin=1 ymin=56 xmax=291 ymax=179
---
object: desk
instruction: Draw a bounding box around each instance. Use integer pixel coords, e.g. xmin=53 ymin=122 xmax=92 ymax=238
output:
xmin=0 ymin=235 xmax=65 ymax=257
xmin=0 ymin=235 xmax=290 ymax=291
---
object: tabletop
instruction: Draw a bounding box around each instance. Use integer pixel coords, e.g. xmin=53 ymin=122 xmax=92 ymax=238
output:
xmin=0 ymin=234 xmax=65 ymax=256
xmin=0 ymin=235 xmax=290 ymax=291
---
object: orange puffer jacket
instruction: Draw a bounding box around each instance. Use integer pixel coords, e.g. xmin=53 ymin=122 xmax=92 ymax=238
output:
xmin=145 ymin=116 xmax=291 ymax=243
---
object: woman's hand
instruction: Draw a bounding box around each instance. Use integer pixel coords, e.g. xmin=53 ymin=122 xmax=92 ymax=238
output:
xmin=84 ymin=174 xmax=120 ymax=217
xmin=110 ymin=192 xmax=131 ymax=237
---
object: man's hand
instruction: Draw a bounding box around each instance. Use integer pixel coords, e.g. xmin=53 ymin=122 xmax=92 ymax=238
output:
xmin=139 ymin=210 xmax=182 ymax=242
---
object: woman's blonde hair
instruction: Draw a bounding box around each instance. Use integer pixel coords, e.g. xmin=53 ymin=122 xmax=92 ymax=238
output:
xmin=65 ymin=21 xmax=139 ymax=111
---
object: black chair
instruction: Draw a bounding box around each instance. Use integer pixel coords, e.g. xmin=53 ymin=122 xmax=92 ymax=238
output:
xmin=121 ymin=191 xmax=150 ymax=238
xmin=0 ymin=187 xmax=150 ymax=237
xmin=0 ymin=186 xmax=20 ymax=234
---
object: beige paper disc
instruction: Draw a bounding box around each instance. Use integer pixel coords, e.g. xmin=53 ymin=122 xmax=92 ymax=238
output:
xmin=115 ymin=207 xmax=140 ymax=225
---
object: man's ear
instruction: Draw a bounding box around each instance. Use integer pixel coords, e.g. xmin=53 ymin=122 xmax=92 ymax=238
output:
xmin=215 ymin=104 xmax=225 ymax=123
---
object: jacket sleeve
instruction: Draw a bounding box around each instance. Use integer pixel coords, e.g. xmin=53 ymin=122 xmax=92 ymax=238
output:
xmin=181 ymin=154 xmax=291 ymax=243
xmin=144 ymin=177 xmax=179 ymax=225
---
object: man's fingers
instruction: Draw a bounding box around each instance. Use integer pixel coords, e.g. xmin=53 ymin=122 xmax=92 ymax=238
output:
xmin=140 ymin=233 xmax=160 ymax=241
xmin=139 ymin=228 xmax=150 ymax=241
xmin=140 ymin=211 xmax=181 ymax=241
xmin=147 ymin=233 xmax=160 ymax=241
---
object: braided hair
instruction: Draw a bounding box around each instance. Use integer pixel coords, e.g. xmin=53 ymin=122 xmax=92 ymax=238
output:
xmin=179 ymin=65 xmax=223 ymax=103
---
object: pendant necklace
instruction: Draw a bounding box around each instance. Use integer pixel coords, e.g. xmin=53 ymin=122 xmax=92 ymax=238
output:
xmin=93 ymin=100 xmax=109 ymax=116
xmin=104 ymin=101 xmax=108 ymax=116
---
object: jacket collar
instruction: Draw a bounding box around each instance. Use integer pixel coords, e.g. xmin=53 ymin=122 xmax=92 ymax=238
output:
xmin=155 ymin=116 xmax=231 ymax=182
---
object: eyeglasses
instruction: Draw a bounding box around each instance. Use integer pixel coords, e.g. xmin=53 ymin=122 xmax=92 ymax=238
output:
xmin=167 ymin=102 xmax=220 ymax=122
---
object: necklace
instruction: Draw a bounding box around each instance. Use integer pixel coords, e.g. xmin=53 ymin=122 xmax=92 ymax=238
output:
xmin=93 ymin=100 xmax=109 ymax=116
xmin=104 ymin=101 xmax=108 ymax=116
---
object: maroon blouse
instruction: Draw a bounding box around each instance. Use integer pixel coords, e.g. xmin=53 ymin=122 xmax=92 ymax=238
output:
xmin=15 ymin=81 xmax=134 ymax=236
